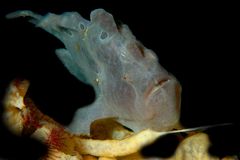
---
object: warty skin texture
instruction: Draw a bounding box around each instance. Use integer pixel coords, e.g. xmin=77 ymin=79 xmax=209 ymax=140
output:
xmin=6 ymin=9 xmax=181 ymax=134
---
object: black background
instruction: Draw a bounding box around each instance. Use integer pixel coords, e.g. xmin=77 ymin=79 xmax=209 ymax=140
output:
xmin=0 ymin=0 xmax=239 ymax=159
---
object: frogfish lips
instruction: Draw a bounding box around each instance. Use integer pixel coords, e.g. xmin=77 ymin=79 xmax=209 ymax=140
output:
xmin=143 ymin=75 xmax=181 ymax=131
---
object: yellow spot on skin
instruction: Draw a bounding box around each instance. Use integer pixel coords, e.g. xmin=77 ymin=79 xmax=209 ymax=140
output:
xmin=75 ymin=43 xmax=80 ymax=52
xmin=95 ymin=78 xmax=99 ymax=84
xmin=83 ymin=28 xmax=89 ymax=40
